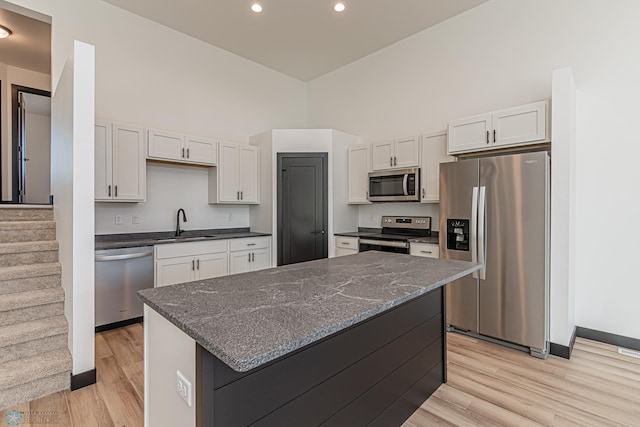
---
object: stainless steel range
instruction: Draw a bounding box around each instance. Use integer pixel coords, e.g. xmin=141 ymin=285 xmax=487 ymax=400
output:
xmin=358 ymin=216 xmax=431 ymax=254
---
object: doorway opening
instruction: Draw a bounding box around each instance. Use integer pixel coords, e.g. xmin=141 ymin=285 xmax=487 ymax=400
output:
xmin=277 ymin=153 xmax=328 ymax=266
xmin=12 ymin=85 xmax=51 ymax=204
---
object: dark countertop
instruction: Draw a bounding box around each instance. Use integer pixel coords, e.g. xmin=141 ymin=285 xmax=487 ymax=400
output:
xmin=335 ymin=229 xmax=439 ymax=245
xmin=95 ymin=228 xmax=271 ymax=250
xmin=138 ymin=251 xmax=480 ymax=372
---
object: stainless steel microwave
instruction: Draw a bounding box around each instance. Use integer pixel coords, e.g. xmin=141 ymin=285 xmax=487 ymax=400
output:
xmin=368 ymin=168 xmax=420 ymax=202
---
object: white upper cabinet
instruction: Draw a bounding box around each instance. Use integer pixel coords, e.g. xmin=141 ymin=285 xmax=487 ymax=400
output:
xmin=209 ymin=141 xmax=259 ymax=204
xmin=371 ymin=136 xmax=420 ymax=171
xmin=148 ymin=128 xmax=216 ymax=166
xmin=347 ymin=145 xmax=371 ymax=204
xmin=95 ymin=121 xmax=146 ymax=202
xmin=420 ymin=131 xmax=454 ymax=203
xmin=448 ymin=101 xmax=549 ymax=155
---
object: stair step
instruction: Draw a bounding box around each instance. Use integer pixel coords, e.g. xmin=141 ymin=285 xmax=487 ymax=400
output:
xmin=0 ymin=221 xmax=56 ymax=243
xmin=0 ymin=263 xmax=61 ymax=295
xmin=0 ymin=349 xmax=71 ymax=410
xmin=0 ymin=288 xmax=64 ymax=327
xmin=0 ymin=241 xmax=58 ymax=268
xmin=0 ymin=316 xmax=68 ymax=364
xmin=0 ymin=206 xmax=53 ymax=222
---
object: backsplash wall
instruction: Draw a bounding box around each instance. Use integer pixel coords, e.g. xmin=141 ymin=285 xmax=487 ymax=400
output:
xmin=95 ymin=162 xmax=249 ymax=234
xmin=358 ymin=203 xmax=440 ymax=231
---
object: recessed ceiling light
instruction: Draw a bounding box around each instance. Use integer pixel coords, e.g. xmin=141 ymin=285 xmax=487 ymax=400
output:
xmin=0 ymin=25 xmax=12 ymax=39
xmin=251 ymin=3 xmax=263 ymax=13
xmin=334 ymin=2 xmax=346 ymax=12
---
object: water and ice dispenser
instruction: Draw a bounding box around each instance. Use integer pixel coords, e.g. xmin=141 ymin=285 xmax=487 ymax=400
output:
xmin=446 ymin=219 xmax=469 ymax=251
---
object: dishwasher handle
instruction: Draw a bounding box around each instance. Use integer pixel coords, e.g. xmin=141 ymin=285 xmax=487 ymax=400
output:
xmin=95 ymin=250 xmax=153 ymax=262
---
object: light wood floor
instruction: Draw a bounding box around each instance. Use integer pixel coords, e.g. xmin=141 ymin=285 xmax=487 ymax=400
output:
xmin=2 ymin=325 xmax=639 ymax=426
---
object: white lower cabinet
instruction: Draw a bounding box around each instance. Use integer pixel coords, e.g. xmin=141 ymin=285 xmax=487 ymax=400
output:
xmin=409 ymin=243 xmax=439 ymax=259
xmin=229 ymin=237 xmax=272 ymax=274
xmin=335 ymin=236 xmax=359 ymax=257
xmin=155 ymin=240 xmax=229 ymax=287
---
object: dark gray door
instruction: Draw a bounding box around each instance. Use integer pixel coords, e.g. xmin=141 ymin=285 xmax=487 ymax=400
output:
xmin=278 ymin=153 xmax=328 ymax=266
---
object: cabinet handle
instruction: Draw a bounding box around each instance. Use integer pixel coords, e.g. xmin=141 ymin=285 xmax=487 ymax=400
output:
xmin=248 ymin=253 xmax=251 ymax=262
xmin=240 ymin=191 xmax=243 ymax=200
xmin=115 ymin=185 xmax=118 ymax=197
xmin=420 ymin=250 xmax=433 ymax=254
xmin=192 ymin=260 xmax=195 ymax=270
xmin=182 ymin=148 xmax=185 ymax=158
xmin=394 ymin=156 xmax=397 ymax=166
xmin=422 ymin=188 xmax=425 ymax=199
xmin=366 ymin=191 xmax=369 ymax=199
xmin=493 ymin=129 xmax=496 ymax=143
xmin=252 ymin=253 xmax=255 ymax=262
xmin=237 ymin=191 xmax=240 ymax=200
xmin=247 ymin=243 xmax=256 ymax=246
xmin=196 ymin=259 xmax=200 ymax=270
xmin=187 ymin=148 xmax=190 ymax=158
xmin=390 ymin=157 xmax=393 ymax=167
xmin=486 ymin=131 xmax=489 ymax=144
xmin=108 ymin=185 xmax=111 ymax=197
xmin=342 ymin=242 xmax=351 ymax=246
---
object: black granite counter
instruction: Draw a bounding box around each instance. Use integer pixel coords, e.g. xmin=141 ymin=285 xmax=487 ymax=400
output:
xmin=334 ymin=230 xmax=439 ymax=245
xmin=138 ymin=251 xmax=479 ymax=372
xmin=95 ymin=228 xmax=271 ymax=250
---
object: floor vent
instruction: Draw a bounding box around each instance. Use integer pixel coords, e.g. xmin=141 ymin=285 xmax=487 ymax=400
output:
xmin=618 ymin=348 xmax=640 ymax=359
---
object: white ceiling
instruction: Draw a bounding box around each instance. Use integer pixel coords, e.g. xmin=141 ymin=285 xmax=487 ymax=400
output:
xmin=103 ymin=0 xmax=488 ymax=82
xmin=0 ymin=6 xmax=50 ymax=74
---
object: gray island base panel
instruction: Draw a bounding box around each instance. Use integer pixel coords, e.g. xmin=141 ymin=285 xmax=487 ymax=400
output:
xmin=138 ymin=251 xmax=480 ymax=373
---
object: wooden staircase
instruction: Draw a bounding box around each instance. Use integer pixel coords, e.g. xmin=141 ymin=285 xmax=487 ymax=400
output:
xmin=0 ymin=206 xmax=71 ymax=410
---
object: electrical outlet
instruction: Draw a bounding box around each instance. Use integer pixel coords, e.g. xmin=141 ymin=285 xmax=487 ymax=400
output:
xmin=115 ymin=214 xmax=123 ymax=225
xmin=132 ymin=214 xmax=140 ymax=224
xmin=176 ymin=370 xmax=192 ymax=407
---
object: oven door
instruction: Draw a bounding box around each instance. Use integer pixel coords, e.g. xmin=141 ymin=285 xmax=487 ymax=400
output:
xmin=359 ymin=239 xmax=409 ymax=254
xmin=368 ymin=168 xmax=419 ymax=202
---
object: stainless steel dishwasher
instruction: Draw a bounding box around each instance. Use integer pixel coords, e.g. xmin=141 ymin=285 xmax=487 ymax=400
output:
xmin=95 ymin=246 xmax=154 ymax=331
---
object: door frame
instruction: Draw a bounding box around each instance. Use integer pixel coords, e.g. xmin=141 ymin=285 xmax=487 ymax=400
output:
xmin=11 ymin=84 xmax=52 ymax=204
xmin=277 ymin=152 xmax=329 ymax=266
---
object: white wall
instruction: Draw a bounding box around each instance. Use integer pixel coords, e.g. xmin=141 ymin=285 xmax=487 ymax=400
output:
xmin=7 ymin=0 xmax=307 ymax=231
xmin=51 ymin=40 xmax=95 ymax=375
xmin=0 ymin=63 xmax=51 ymax=201
xmin=96 ymin=163 xmax=249 ymax=234
xmin=307 ymin=0 xmax=640 ymax=341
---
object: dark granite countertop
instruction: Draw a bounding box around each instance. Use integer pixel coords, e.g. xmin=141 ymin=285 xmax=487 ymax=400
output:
xmin=334 ymin=229 xmax=439 ymax=245
xmin=138 ymin=251 xmax=480 ymax=372
xmin=95 ymin=228 xmax=271 ymax=250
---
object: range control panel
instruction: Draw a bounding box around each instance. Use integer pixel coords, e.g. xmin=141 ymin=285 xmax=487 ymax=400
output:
xmin=446 ymin=219 xmax=469 ymax=251
xmin=381 ymin=216 xmax=431 ymax=230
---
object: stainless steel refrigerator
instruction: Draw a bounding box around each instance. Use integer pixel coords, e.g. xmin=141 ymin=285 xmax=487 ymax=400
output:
xmin=439 ymin=151 xmax=550 ymax=358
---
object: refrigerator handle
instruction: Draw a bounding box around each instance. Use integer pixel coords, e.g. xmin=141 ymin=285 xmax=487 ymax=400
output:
xmin=471 ymin=186 xmax=479 ymax=279
xmin=478 ymin=186 xmax=487 ymax=280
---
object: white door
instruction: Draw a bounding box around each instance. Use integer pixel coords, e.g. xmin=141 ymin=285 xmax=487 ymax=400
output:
xmin=238 ymin=145 xmax=259 ymax=203
xmin=94 ymin=122 xmax=112 ymax=201
xmin=229 ymin=250 xmax=252 ymax=275
xmin=250 ymin=248 xmax=271 ymax=272
xmin=218 ymin=142 xmax=240 ymax=202
xmin=371 ymin=141 xmax=394 ymax=171
xmin=393 ymin=136 xmax=420 ymax=168
xmin=186 ymin=136 xmax=217 ymax=165
xmin=156 ymin=256 xmax=195 ymax=287
xmin=493 ymin=102 xmax=547 ymax=147
xmin=148 ymin=129 xmax=185 ymax=162
xmin=196 ymin=253 xmax=228 ymax=280
xmin=347 ymin=145 xmax=371 ymax=204
xmin=420 ymin=131 xmax=452 ymax=203
xmin=448 ymin=113 xmax=493 ymax=154
xmin=112 ymin=123 xmax=145 ymax=201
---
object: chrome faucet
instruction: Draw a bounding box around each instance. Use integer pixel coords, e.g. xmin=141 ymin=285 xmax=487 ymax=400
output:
xmin=175 ymin=208 xmax=187 ymax=237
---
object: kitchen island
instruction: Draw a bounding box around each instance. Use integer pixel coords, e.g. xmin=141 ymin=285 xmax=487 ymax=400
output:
xmin=138 ymin=251 xmax=479 ymax=426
